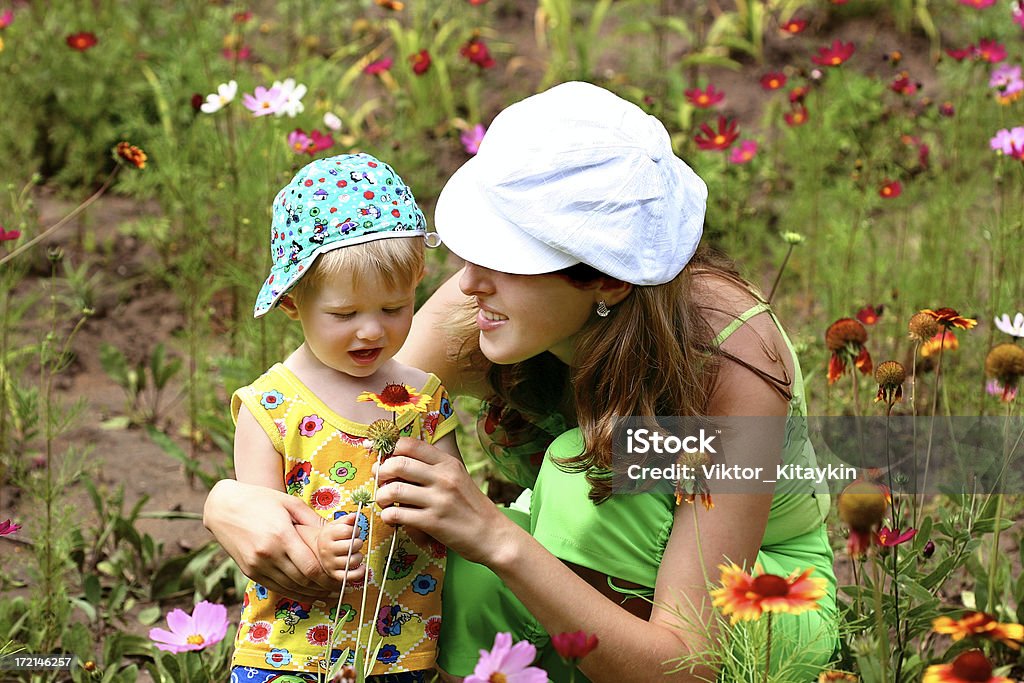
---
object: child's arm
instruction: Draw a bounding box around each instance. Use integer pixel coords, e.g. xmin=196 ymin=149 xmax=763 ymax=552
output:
xmin=234 ymin=404 xmax=286 ymax=491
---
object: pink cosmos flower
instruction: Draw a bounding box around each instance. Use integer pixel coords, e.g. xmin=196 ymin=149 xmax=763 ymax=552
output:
xmin=465 ymin=632 xmax=547 ymax=683
xmin=0 ymin=9 xmax=13 ymax=29
xmin=975 ymin=39 xmax=1006 ymax=63
xmin=243 ymin=86 xmax=284 ymax=116
xmin=364 ymin=57 xmax=393 ymax=75
xmin=1014 ymin=1 xmax=1024 ymax=28
xmin=149 ymin=601 xmax=229 ymax=653
xmin=0 ymin=519 xmax=21 ymax=535
xmin=946 ymin=45 xmax=974 ymax=61
xmin=959 ymin=0 xmax=995 ymax=7
xmin=460 ymin=124 xmax=486 ymax=155
xmin=987 ymin=379 xmax=1019 ymax=401
xmin=221 ymin=45 xmax=252 ymax=61
xmin=990 ymin=127 xmax=1024 ymax=158
xmin=0 ymin=226 xmax=21 ymax=242
xmin=287 ymin=129 xmax=334 ymax=156
xmin=729 ymin=139 xmax=758 ymax=164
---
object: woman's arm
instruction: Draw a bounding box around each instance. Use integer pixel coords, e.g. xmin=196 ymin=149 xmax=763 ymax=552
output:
xmin=375 ymin=319 xmax=789 ymax=682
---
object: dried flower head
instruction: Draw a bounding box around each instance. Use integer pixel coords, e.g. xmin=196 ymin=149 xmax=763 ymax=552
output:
xmin=874 ymin=360 xmax=906 ymax=404
xmin=366 ymin=419 xmax=400 ymax=458
xmin=826 ymin=318 xmax=867 ymax=351
xmin=909 ymin=312 xmax=940 ymax=341
xmin=984 ymin=343 xmax=1024 ymax=401
xmin=838 ymin=480 xmax=887 ymax=556
xmin=350 ymin=487 xmax=373 ymax=506
xmin=825 ymin=318 xmax=872 ymax=384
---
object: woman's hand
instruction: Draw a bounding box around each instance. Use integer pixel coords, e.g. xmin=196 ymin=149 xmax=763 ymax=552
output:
xmin=203 ymin=479 xmax=337 ymax=600
xmin=373 ymin=438 xmax=511 ymax=566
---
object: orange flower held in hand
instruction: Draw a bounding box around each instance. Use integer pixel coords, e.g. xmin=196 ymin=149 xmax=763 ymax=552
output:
xmin=358 ymin=382 xmax=431 ymax=415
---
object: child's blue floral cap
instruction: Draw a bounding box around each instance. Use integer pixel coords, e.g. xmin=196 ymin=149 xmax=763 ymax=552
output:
xmin=254 ymin=153 xmax=434 ymax=318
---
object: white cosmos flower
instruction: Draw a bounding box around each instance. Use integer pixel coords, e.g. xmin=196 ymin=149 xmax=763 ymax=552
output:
xmin=200 ymin=80 xmax=238 ymax=114
xmin=323 ymin=111 xmax=342 ymax=131
xmin=994 ymin=312 xmax=1024 ymax=338
xmin=271 ymin=78 xmax=307 ymax=118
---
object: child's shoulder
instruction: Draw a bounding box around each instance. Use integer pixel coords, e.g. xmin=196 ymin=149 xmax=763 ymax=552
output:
xmin=386 ymin=361 xmax=433 ymax=390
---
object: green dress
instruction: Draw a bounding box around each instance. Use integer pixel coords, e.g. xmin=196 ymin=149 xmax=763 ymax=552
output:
xmin=438 ymin=302 xmax=839 ymax=681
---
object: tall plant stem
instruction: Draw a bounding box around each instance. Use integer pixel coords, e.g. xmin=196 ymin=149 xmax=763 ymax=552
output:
xmin=762 ymin=612 xmax=773 ymax=683
xmin=0 ymin=167 xmax=120 ymax=268
xmin=984 ymin=401 xmax=1012 ymax=613
xmin=918 ymin=328 xmax=947 ymax=524
xmin=767 ymin=244 xmax=794 ymax=303
xmin=910 ymin=341 xmax=920 ymax=529
xmin=871 ymin=559 xmax=890 ymax=683
xmin=887 ymin=403 xmax=905 ymax=683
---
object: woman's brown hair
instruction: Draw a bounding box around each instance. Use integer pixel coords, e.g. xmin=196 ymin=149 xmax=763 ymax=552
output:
xmin=447 ymin=246 xmax=791 ymax=503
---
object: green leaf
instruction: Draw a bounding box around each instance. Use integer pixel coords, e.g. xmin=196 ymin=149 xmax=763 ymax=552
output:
xmin=138 ymin=605 xmax=162 ymax=626
xmin=83 ymin=573 xmax=102 ymax=605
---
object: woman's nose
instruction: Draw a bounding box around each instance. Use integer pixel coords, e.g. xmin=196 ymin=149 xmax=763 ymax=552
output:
xmin=459 ymin=262 xmax=495 ymax=297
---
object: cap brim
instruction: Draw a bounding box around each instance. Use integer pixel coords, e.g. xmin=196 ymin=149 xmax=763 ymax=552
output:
xmin=434 ymin=157 xmax=580 ymax=275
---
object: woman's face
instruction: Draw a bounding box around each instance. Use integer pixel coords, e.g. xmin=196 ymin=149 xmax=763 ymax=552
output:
xmin=459 ymin=262 xmax=599 ymax=365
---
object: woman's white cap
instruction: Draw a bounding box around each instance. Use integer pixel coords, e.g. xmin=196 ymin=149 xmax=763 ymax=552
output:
xmin=435 ymin=81 xmax=708 ymax=286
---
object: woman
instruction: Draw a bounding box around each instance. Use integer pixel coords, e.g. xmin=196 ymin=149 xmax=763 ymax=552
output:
xmin=205 ymin=82 xmax=838 ymax=682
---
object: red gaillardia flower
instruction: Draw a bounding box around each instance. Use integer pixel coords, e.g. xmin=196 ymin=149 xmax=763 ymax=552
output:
xmin=811 ymin=40 xmax=856 ymax=67
xmin=876 ymin=525 xmax=917 ymax=547
xmin=551 ymin=631 xmax=600 ymax=661
xmin=115 ymin=142 xmax=147 ymax=170
xmin=460 ymin=37 xmax=495 ymax=69
xmin=920 ymin=308 xmax=978 ymax=330
xmin=711 ymin=563 xmax=826 ymax=624
xmin=410 ymin=49 xmax=432 ymax=75
xmin=920 ymin=331 xmax=958 ymax=358
xmin=932 ymin=612 xmax=1024 ymax=649
xmin=879 ymin=179 xmax=902 ymax=199
xmin=760 ymin=72 xmax=787 ymax=91
xmin=784 ymin=104 xmax=809 ymax=127
xmin=856 ymin=304 xmax=883 ymax=325
xmin=922 ymin=649 xmax=1013 ymax=683
xmin=694 ymin=116 xmax=739 ymax=151
xmin=66 ymin=31 xmax=98 ymax=51
xmin=685 ymin=85 xmax=725 ymax=108
xmin=780 ymin=18 xmax=807 ymax=34
xmin=358 ymin=382 xmax=432 ymax=415
xmin=825 ymin=318 xmax=872 ymax=384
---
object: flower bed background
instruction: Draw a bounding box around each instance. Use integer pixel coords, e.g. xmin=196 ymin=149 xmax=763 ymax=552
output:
xmin=0 ymin=0 xmax=1023 ymax=681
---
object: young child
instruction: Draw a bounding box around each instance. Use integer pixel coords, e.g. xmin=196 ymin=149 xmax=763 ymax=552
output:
xmin=229 ymin=154 xmax=460 ymax=683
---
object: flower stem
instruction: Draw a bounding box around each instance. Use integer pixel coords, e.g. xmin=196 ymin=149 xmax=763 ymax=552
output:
xmin=767 ymin=244 xmax=794 ymax=303
xmin=984 ymin=402 xmax=1012 ymax=613
xmin=363 ymin=530 xmax=399 ymax=679
xmin=871 ymin=558 xmax=890 ymax=683
xmin=325 ymin=502 xmax=365 ymax=679
xmin=762 ymin=612 xmax=772 ymax=683
xmin=918 ymin=328 xmax=947 ymax=524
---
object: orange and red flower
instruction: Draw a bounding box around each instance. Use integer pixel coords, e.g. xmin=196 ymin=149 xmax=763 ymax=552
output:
xmin=460 ymin=37 xmax=495 ymax=69
xmin=780 ymin=18 xmax=807 ymax=34
xmin=115 ymin=142 xmax=147 ymax=170
xmin=838 ymin=480 xmax=888 ymax=556
xmin=920 ymin=331 xmax=959 ymax=358
xmin=358 ymin=383 xmax=432 ymax=414
xmin=920 ymin=308 xmax=978 ymax=330
xmin=760 ymin=72 xmax=787 ymax=91
xmin=685 ymin=85 xmax=725 ymax=108
xmin=66 ymin=31 xmax=98 ymax=51
xmin=410 ymin=49 xmax=431 ymax=75
xmin=811 ymin=40 xmax=855 ymax=67
xmin=879 ymin=179 xmax=902 ymax=199
xmin=922 ymin=649 xmax=1013 ymax=683
xmin=694 ymin=116 xmax=739 ymax=151
xmin=876 ymin=525 xmax=916 ymax=547
xmin=784 ymin=104 xmax=809 ymax=127
xmin=932 ymin=612 xmax=1024 ymax=650
xmin=825 ymin=318 xmax=872 ymax=384
xmin=856 ymin=305 xmax=883 ymax=325
xmin=711 ymin=563 xmax=826 ymax=624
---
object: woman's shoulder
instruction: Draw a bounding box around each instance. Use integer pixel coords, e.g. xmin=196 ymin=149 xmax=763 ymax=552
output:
xmin=690 ymin=272 xmax=795 ymax=414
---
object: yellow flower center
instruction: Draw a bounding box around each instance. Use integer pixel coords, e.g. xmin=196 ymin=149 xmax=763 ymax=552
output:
xmin=489 ymin=674 xmax=508 ymax=683
xmin=187 ymin=634 xmax=205 ymax=646
xmin=713 ymin=134 xmax=725 ymax=145
xmin=830 ymin=57 xmax=841 ymax=65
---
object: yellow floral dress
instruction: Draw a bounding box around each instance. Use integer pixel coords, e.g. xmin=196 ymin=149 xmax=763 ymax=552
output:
xmin=229 ymin=364 xmax=458 ymax=676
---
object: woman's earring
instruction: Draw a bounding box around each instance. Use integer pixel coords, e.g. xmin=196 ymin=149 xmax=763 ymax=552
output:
xmin=596 ymin=300 xmax=611 ymax=317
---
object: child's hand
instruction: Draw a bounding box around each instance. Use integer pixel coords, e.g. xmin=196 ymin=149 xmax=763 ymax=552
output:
xmin=316 ymin=514 xmax=366 ymax=585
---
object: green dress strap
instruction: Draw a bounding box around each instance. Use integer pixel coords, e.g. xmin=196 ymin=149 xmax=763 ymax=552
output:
xmin=712 ymin=301 xmax=773 ymax=346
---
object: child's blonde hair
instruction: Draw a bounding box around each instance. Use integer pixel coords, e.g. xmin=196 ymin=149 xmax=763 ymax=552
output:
xmin=290 ymin=236 xmax=424 ymax=305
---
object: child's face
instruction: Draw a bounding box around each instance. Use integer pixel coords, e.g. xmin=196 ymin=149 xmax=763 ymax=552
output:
xmin=284 ymin=272 xmax=417 ymax=378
